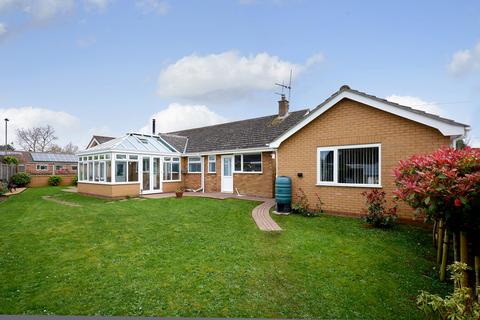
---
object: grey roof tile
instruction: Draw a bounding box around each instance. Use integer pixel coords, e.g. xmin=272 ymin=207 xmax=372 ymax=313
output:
xmin=169 ymin=109 xmax=309 ymax=153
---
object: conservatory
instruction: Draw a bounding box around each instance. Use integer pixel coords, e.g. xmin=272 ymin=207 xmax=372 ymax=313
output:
xmin=76 ymin=133 xmax=182 ymax=198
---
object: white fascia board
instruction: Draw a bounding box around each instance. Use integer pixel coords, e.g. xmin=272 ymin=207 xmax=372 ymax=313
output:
xmin=77 ymin=149 xmax=181 ymax=157
xmin=269 ymin=91 xmax=468 ymax=148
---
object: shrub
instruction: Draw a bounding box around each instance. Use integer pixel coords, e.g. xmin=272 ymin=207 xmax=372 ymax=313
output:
xmin=417 ymin=262 xmax=480 ymax=320
xmin=71 ymin=176 xmax=78 ymax=186
xmin=362 ymin=189 xmax=398 ymax=228
xmin=48 ymin=175 xmax=62 ymax=186
xmin=3 ymin=155 xmax=18 ymax=165
xmin=292 ymin=188 xmax=323 ymax=217
xmin=0 ymin=182 xmax=8 ymax=195
xmin=10 ymin=173 xmax=31 ymax=187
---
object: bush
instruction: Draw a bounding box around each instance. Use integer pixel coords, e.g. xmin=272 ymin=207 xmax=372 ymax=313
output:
xmin=292 ymin=188 xmax=323 ymax=217
xmin=362 ymin=189 xmax=398 ymax=228
xmin=10 ymin=173 xmax=31 ymax=187
xmin=417 ymin=262 xmax=480 ymax=320
xmin=3 ymin=155 xmax=18 ymax=165
xmin=48 ymin=175 xmax=62 ymax=186
xmin=71 ymin=176 xmax=78 ymax=186
xmin=0 ymin=182 xmax=8 ymax=195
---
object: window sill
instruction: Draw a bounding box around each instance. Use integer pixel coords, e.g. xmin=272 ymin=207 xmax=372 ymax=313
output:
xmin=187 ymin=172 xmax=202 ymax=174
xmin=316 ymin=183 xmax=382 ymax=188
xmin=163 ymin=180 xmax=182 ymax=183
xmin=234 ymin=171 xmax=263 ymax=174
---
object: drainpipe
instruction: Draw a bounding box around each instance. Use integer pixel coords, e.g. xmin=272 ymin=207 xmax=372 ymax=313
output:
xmin=274 ymin=149 xmax=278 ymax=177
xmin=201 ymin=156 xmax=205 ymax=193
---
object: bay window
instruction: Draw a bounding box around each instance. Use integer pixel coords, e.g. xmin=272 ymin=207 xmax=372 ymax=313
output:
xmin=233 ymin=153 xmax=262 ymax=173
xmin=317 ymin=144 xmax=380 ymax=186
xmin=188 ymin=156 xmax=202 ymax=173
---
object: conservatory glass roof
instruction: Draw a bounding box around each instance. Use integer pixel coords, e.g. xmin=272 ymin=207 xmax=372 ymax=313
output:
xmin=77 ymin=133 xmax=179 ymax=155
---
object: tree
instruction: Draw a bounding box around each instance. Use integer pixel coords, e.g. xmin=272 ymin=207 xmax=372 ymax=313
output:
xmin=47 ymin=142 xmax=79 ymax=154
xmin=62 ymin=142 xmax=79 ymax=154
xmin=394 ymin=147 xmax=480 ymax=293
xmin=16 ymin=125 xmax=58 ymax=152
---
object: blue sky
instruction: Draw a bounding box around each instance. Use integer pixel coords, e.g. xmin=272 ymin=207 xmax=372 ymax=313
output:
xmin=0 ymin=0 xmax=479 ymax=149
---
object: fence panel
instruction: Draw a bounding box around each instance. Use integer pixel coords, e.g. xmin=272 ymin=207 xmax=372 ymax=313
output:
xmin=0 ymin=164 xmax=17 ymax=182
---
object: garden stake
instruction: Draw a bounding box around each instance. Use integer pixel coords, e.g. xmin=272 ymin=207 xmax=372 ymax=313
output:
xmin=439 ymin=229 xmax=449 ymax=282
xmin=452 ymin=231 xmax=458 ymax=262
xmin=436 ymin=220 xmax=444 ymax=266
xmin=432 ymin=219 xmax=438 ymax=248
xmin=460 ymin=231 xmax=469 ymax=287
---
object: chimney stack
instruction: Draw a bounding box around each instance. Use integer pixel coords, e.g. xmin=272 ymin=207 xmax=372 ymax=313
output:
xmin=278 ymin=94 xmax=289 ymax=117
xmin=152 ymin=119 xmax=156 ymax=135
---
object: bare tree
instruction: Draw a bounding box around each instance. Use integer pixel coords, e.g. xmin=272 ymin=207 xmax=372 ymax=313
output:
xmin=47 ymin=144 xmax=63 ymax=153
xmin=16 ymin=125 xmax=58 ymax=152
xmin=62 ymin=142 xmax=79 ymax=154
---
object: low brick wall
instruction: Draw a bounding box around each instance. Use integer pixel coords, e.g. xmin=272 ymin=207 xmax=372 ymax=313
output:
xmin=29 ymin=175 xmax=76 ymax=187
xmin=77 ymin=182 xmax=140 ymax=198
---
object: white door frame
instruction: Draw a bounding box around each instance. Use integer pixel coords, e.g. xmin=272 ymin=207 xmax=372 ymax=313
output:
xmin=141 ymin=156 xmax=163 ymax=194
xmin=221 ymin=155 xmax=234 ymax=193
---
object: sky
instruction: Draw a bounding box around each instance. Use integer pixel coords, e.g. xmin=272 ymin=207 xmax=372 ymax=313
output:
xmin=0 ymin=0 xmax=479 ymax=149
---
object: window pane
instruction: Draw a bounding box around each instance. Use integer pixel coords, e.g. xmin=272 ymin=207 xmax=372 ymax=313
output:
xmin=189 ymin=163 xmax=201 ymax=172
xmin=116 ymin=154 xmax=127 ymax=159
xmin=243 ymin=154 xmax=261 ymax=172
xmin=234 ymin=155 xmax=242 ymax=171
xmin=83 ymin=163 xmax=88 ymax=181
xmin=128 ymin=161 xmax=138 ymax=182
xmin=172 ymin=162 xmax=179 ymax=174
xmin=338 ymin=147 xmax=379 ymax=184
xmin=88 ymin=162 xmax=93 ymax=181
xmin=319 ymin=150 xmax=334 ymax=182
xmin=208 ymin=162 xmax=216 ymax=172
xmin=163 ymin=162 xmax=171 ymax=181
xmin=99 ymin=162 xmax=105 ymax=181
xmin=116 ymin=162 xmax=126 ymax=182
xmin=208 ymin=155 xmax=215 ymax=161
xmin=189 ymin=156 xmax=201 ymax=162
xmin=171 ymin=172 xmax=180 ymax=180
xmin=106 ymin=161 xmax=111 ymax=182
xmin=94 ymin=162 xmax=100 ymax=181
xmin=79 ymin=164 xmax=83 ymax=181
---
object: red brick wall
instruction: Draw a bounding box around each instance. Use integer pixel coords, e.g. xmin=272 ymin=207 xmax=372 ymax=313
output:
xmin=25 ymin=163 xmax=77 ymax=176
xmin=277 ymin=98 xmax=451 ymax=218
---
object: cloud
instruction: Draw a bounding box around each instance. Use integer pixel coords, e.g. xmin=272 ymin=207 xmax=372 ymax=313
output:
xmin=139 ymin=103 xmax=227 ymax=134
xmin=0 ymin=106 xmax=82 ymax=147
xmin=448 ymin=41 xmax=480 ymax=76
xmin=386 ymin=95 xmax=446 ymax=117
xmin=157 ymin=51 xmax=323 ymax=102
xmin=135 ymin=0 xmax=169 ymax=15
xmin=0 ymin=22 xmax=6 ymax=37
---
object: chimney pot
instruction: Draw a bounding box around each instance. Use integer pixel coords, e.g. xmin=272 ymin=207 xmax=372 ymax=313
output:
xmin=152 ymin=119 xmax=156 ymax=135
xmin=278 ymin=95 xmax=289 ymax=117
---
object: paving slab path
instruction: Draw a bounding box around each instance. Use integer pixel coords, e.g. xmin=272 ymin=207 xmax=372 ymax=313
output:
xmin=144 ymin=192 xmax=282 ymax=231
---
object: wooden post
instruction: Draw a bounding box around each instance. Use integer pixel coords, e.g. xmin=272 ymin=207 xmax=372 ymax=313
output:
xmin=437 ymin=220 xmax=444 ymax=265
xmin=460 ymin=231 xmax=469 ymax=287
xmin=440 ymin=229 xmax=449 ymax=281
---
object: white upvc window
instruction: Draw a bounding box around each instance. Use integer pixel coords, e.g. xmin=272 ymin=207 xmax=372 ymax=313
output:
xmin=234 ymin=153 xmax=262 ymax=173
xmin=163 ymin=157 xmax=180 ymax=181
xmin=188 ymin=156 xmax=202 ymax=173
xmin=36 ymin=164 xmax=48 ymax=171
xmin=208 ymin=155 xmax=216 ymax=173
xmin=317 ymin=143 xmax=381 ymax=187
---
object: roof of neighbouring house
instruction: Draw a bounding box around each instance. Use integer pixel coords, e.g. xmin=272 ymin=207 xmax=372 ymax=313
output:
xmin=30 ymin=152 xmax=78 ymax=163
xmin=169 ymin=109 xmax=309 ymax=153
xmin=78 ymin=133 xmax=179 ymax=155
xmin=86 ymin=135 xmax=116 ymax=149
xmin=158 ymin=133 xmax=189 ymax=153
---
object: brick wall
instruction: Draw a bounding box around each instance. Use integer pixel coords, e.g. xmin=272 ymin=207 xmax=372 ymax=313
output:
xmin=277 ymin=98 xmax=451 ymax=218
xmin=25 ymin=162 xmax=77 ymax=176
xmin=29 ymin=175 xmax=77 ymax=187
xmin=181 ymin=152 xmax=275 ymax=197
xmin=77 ymin=182 xmax=140 ymax=198
xmin=233 ymin=152 xmax=275 ymax=198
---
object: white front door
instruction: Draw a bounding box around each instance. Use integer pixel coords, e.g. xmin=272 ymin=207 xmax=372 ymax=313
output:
xmin=221 ymin=155 xmax=234 ymax=193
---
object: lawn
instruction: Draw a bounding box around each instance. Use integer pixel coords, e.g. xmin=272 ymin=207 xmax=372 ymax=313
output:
xmin=0 ymin=187 xmax=449 ymax=318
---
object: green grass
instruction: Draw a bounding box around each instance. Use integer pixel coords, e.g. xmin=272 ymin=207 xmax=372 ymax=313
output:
xmin=0 ymin=187 xmax=449 ymax=318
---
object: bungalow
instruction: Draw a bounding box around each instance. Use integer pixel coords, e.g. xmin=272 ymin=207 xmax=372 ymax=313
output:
xmin=77 ymin=86 xmax=470 ymax=217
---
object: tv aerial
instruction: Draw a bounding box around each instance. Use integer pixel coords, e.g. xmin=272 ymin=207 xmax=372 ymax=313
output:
xmin=275 ymin=69 xmax=292 ymax=101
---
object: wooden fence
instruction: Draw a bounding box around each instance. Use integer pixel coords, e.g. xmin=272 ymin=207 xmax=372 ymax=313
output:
xmin=0 ymin=164 xmax=16 ymax=182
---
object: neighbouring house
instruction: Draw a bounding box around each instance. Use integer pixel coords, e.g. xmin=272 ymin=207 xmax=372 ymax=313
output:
xmin=86 ymin=135 xmax=115 ymax=149
xmin=77 ymin=85 xmax=470 ymax=217
xmin=1 ymin=151 xmax=78 ymax=186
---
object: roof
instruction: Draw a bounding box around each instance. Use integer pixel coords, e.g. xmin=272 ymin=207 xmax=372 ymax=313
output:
xmin=30 ymin=152 xmax=78 ymax=163
xmin=312 ymin=85 xmax=469 ymax=128
xmin=78 ymin=133 xmax=179 ymax=155
xmin=169 ymin=109 xmax=309 ymax=153
xmin=87 ymin=135 xmax=116 ymax=149
xmin=269 ymin=85 xmax=470 ymax=148
xmin=158 ymin=133 xmax=188 ymax=153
